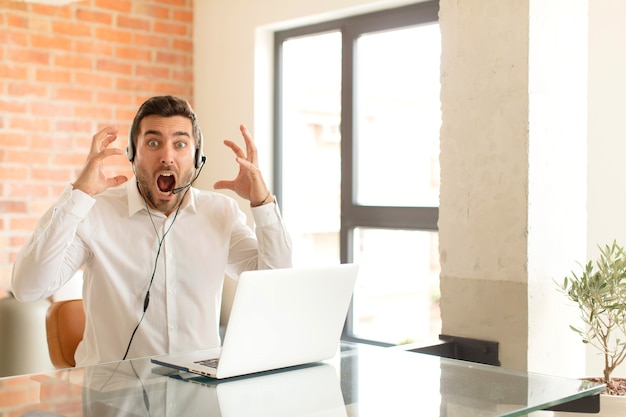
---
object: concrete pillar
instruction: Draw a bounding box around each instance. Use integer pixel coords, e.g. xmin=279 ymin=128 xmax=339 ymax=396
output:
xmin=438 ymin=0 xmax=587 ymax=376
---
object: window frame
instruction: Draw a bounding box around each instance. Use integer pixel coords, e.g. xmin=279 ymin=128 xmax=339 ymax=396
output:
xmin=274 ymin=1 xmax=440 ymax=345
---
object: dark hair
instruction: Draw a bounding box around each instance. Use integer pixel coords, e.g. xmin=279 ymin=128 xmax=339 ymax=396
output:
xmin=127 ymin=95 xmax=203 ymax=162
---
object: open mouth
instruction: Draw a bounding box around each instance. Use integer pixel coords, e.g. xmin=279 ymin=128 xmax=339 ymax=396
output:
xmin=157 ymin=173 xmax=176 ymax=195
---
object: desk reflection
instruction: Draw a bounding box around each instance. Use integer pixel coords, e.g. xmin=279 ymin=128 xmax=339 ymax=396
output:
xmin=81 ymin=361 xmax=345 ymax=417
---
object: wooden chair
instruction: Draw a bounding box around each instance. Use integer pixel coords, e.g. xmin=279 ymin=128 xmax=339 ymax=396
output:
xmin=45 ymin=299 xmax=85 ymax=369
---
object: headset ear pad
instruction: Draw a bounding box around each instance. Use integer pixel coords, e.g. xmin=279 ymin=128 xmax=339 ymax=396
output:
xmin=126 ymin=131 xmax=135 ymax=163
xmin=195 ymin=132 xmax=206 ymax=169
xmin=194 ymin=148 xmax=202 ymax=169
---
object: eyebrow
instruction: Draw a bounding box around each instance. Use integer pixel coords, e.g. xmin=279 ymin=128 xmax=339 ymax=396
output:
xmin=144 ymin=130 xmax=191 ymax=138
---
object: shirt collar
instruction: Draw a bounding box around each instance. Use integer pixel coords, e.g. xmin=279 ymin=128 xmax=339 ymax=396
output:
xmin=126 ymin=176 xmax=198 ymax=217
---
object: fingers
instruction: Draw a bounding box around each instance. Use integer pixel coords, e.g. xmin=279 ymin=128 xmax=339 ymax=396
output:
xmin=222 ymin=140 xmax=245 ymax=159
xmin=84 ymin=147 xmax=125 ymax=172
xmin=73 ymin=127 xmax=126 ymax=196
xmin=223 ymin=125 xmax=258 ymax=164
xmin=222 ymin=142 xmax=259 ymax=174
xmin=87 ymin=126 xmax=125 ymax=166
xmin=93 ymin=147 xmax=125 ymax=162
xmin=107 ymin=175 xmax=129 ymax=189
xmin=240 ymin=124 xmax=258 ymax=164
xmin=213 ymin=180 xmax=235 ymax=190
xmin=90 ymin=125 xmax=119 ymax=155
xmin=214 ymin=125 xmax=267 ymax=202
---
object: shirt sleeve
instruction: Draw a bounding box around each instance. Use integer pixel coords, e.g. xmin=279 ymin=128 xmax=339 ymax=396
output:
xmin=226 ymin=200 xmax=293 ymax=278
xmin=11 ymin=184 xmax=95 ymax=302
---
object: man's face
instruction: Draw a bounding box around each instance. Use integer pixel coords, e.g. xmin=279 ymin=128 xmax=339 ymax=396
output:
xmin=133 ymin=115 xmax=197 ymax=215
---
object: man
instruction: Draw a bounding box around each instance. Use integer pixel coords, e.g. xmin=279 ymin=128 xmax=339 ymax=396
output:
xmin=11 ymin=95 xmax=292 ymax=366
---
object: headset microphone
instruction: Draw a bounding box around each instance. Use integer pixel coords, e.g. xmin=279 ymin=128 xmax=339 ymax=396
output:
xmin=172 ymin=156 xmax=206 ymax=194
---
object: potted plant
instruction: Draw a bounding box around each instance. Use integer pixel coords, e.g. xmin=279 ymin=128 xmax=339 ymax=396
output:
xmin=558 ymin=240 xmax=626 ymax=411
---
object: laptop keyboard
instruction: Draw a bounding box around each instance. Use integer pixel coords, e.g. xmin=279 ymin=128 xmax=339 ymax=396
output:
xmin=195 ymin=358 xmax=219 ymax=368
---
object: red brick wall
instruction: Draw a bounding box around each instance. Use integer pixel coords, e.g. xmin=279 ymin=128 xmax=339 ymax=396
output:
xmin=0 ymin=0 xmax=194 ymax=298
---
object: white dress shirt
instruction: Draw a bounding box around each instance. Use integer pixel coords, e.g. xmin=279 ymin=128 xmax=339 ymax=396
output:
xmin=11 ymin=178 xmax=292 ymax=366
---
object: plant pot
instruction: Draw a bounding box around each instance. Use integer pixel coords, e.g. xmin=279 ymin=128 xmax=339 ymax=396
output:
xmin=550 ymin=393 xmax=626 ymax=417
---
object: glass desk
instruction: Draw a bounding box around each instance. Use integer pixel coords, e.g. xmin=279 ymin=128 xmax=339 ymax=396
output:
xmin=0 ymin=343 xmax=604 ymax=417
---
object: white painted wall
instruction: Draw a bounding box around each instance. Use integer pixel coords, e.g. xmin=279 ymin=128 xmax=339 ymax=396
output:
xmin=587 ymin=0 xmax=626 ymax=379
xmin=526 ymin=0 xmax=588 ymax=376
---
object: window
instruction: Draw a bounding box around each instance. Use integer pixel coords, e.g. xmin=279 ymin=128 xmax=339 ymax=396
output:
xmin=274 ymin=2 xmax=441 ymax=346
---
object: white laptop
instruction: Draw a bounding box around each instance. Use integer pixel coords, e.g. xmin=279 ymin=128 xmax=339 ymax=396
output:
xmin=151 ymin=263 xmax=359 ymax=379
